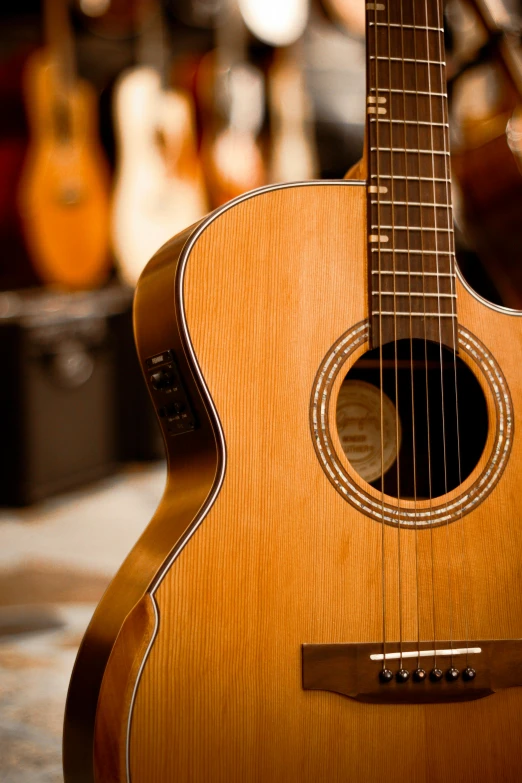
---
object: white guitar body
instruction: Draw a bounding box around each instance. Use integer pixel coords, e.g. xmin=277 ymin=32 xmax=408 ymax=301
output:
xmin=112 ymin=67 xmax=207 ymax=286
xmin=269 ymin=52 xmax=318 ymax=184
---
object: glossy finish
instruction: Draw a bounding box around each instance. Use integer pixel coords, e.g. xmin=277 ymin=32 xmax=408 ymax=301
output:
xmin=64 ymin=180 xmax=522 ymax=782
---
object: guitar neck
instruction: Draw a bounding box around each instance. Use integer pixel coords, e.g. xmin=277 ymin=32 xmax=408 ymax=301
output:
xmin=135 ymin=1 xmax=171 ymax=90
xmin=366 ymin=0 xmax=456 ymax=350
xmin=44 ymin=0 xmax=76 ymax=91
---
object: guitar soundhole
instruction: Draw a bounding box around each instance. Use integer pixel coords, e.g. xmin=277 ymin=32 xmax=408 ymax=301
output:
xmin=335 ymin=339 xmax=489 ymax=500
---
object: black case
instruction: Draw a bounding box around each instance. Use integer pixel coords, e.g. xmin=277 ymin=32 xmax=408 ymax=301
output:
xmin=0 ymin=285 xmax=163 ymax=507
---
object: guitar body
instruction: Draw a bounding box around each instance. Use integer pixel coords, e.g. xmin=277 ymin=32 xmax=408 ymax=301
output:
xmin=196 ymin=51 xmax=266 ymax=208
xmin=201 ymin=126 xmax=266 ymax=208
xmin=18 ymin=49 xmax=111 ymax=289
xmin=64 ymin=180 xmax=522 ymax=783
xmin=268 ymin=50 xmax=318 ymax=183
xmin=112 ymin=67 xmax=207 ymax=286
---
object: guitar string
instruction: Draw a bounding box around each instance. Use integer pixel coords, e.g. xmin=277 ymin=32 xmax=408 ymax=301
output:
xmin=424 ymin=0 xmax=455 ymax=665
xmin=372 ymin=0 xmax=388 ymax=674
xmin=434 ymin=0 xmax=472 ymax=668
xmin=399 ymin=0 xmax=421 ymax=672
xmin=387 ymin=0 xmax=404 ymax=670
xmin=413 ymin=0 xmax=438 ymax=669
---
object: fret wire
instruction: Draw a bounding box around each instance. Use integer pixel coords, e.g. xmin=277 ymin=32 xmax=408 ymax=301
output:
xmin=370 ymin=88 xmax=447 ymax=96
xmin=369 ymin=119 xmax=449 ymax=127
xmin=370 ymin=201 xmax=451 ymax=209
xmin=368 ymin=23 xmax=443 ymax=31
xmin=371 ymin=249 xmax=454 ymax=256
xmin=371 ymin=270 xmax=455 ymax=275
xmin=372 ymin=312 xmax=457 ymax=318
xmin=371 ymin=148 xmax=450 ymax=156
xmin=371 ymin=175 xmax=451 ymax=182
xmin=373 ymin=225 xmax=453 ymax=232
xmin=372 ymin=293 xmax=456 ymax=298
xmin=370 ymin=57 xmax=446 ymax=65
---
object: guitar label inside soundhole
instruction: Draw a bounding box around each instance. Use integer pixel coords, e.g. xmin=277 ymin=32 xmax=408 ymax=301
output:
xmin=336 ymin=380 xmax=400 ymax=483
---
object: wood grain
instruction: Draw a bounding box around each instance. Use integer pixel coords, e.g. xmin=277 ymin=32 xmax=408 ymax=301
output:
xmin=123 ymin=181 xmax=522 ymax=782
xmin=94 ymin=596 xmax=156 ymax=783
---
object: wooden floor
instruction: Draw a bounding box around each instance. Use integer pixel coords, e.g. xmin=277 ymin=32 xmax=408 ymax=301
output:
xmin=0 ymin=464 xmax=164 ymax=783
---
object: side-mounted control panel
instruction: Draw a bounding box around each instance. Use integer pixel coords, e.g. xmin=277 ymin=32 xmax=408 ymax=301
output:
xmin=145 ymin=350 xmax=196 ymax=436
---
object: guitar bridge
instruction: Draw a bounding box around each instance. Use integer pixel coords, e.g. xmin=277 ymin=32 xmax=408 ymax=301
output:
xmin=302 ymin=640 xmax=522 ymax=704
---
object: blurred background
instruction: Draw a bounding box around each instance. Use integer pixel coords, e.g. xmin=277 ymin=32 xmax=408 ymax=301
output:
xmin=0 ymin=0 xmax=521 ymax=779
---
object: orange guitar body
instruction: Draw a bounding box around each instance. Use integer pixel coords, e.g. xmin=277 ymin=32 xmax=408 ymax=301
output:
xmin=63 ymin=179 xmax=522 ymax=783
xmin=18 ymin=49 xmax=111 ymax=289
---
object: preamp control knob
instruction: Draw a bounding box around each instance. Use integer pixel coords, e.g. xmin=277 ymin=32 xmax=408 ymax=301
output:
xmin=167 ymin=402 xmax=185 ymax=417
xmin=151 ymin=370 xmax=175 ymax=390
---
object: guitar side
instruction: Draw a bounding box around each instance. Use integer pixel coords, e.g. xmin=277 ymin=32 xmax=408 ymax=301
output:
xmin=62 ymin=219 xmax=220 ymax=783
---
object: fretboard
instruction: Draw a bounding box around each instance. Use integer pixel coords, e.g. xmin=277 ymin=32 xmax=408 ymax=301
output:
xmin=366 ymin=0 xmax=456 ymax=349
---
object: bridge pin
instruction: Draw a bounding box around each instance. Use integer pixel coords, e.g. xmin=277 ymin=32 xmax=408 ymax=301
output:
xmin=413 ymin=668 xmax=426 ymax=682
xmin=379 ymin=668 xmax=394 ymax=684
xmin=446 ymin=667 xmax=460 ymax=682
xmin=462 ymin=666 xmax=477 ymax=682
xmin=430 ymin=668 xmax=443 ymax=682
xmin=396 ymin=668 xmax=410 ymax=683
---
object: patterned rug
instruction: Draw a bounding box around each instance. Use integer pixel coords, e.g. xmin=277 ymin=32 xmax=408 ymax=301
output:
xmin=0 ymin=604 xmax=94 ymax=783
xmin=0 ymin=465 xmax=165 ymax=782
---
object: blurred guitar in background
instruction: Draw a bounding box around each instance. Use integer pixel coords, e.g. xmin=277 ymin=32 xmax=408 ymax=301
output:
xmin=450 ymin=0 xmax=522 ymax=308
xmin=318 ymin=0 xmax=366 ymax=38
xmin=198 ymin=0 xmax=266 ymax=207
xmin=18 ymin=0 xmax=111 ymax=290
xmin=268 ymin=43 xmax=318 ymax=183
xmin=111 ymin=0 xmax=207 ymax=287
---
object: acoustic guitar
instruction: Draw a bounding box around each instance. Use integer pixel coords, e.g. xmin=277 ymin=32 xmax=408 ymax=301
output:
xmin=268 ymin=45 xmax=319 ymax=183
xmin=198 ymin=0 xmax=266 ymax=208
xmin=64 ymin=1 xmax=522 ymax=781
xmin=320 ymin=0 xmax=366 ymax=38
xmin=111 ymin=3 xmax=208 ymax=286
xmin=451 ymin=0 xmax=522 ymax=309
xmin=18 ymin=0 xmax=111 ymax=290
